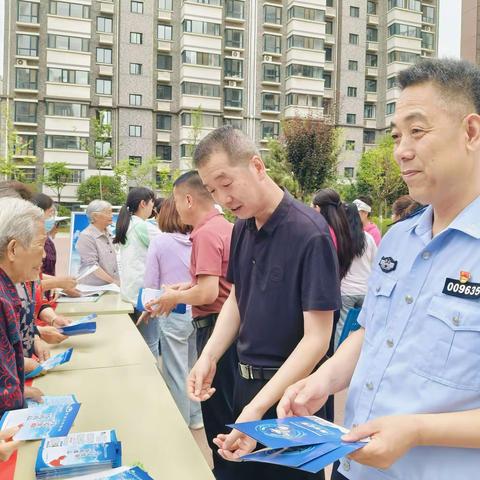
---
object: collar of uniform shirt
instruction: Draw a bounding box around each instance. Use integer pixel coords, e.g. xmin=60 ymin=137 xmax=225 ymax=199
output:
xmin=246 ymin=190 xmax=293 ymax=235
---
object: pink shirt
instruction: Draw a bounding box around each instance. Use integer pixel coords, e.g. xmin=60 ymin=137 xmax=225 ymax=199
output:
xmin=364 ymin=221 xmax=381 ymax=246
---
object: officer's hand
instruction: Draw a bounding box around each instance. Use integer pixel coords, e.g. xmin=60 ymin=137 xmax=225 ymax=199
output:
xmin=277 ymin=373 xmax=329 ymax=418
xmin=187 ymin=355 xmax=216 ymax=402
xmin=342 ymin=415 xmax=419 ymax=469
xmin=0 ymin=426 xmax=23 ymax=462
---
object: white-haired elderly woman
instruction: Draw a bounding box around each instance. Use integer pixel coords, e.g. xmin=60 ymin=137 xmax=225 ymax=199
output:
xmin=76 ymin=200 xmax=119 ymax=286
xmin=0 ymin=198 xmax=44 ymax=421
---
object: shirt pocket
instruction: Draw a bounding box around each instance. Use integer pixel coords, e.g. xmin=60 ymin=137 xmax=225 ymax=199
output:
xmin=363 ymin=273 xmax=397 ymax=346
xmin=412 ymin=295 xmax=480 ymax=390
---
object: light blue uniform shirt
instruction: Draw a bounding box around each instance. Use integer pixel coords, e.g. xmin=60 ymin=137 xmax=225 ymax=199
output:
xmin=340 ymin=196 xmax=480 ymax=480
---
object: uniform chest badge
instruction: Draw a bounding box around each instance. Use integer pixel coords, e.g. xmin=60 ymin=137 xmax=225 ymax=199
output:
xmin=443 ymin=271 xmax=480 ymax=300
xmin=379 ymin=256 xmax=398 ymax=273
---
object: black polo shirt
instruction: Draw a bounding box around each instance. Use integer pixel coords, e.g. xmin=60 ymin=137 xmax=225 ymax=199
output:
xmin=227 ymin=191 xmax=341 ymax=367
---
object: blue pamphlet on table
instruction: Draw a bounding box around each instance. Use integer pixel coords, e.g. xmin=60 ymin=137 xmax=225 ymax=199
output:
xmin=27 ymin=395 xmax=79 ymax=408
xmin=59 ymin=314 xmax=97 ymax=336
xmin=67 ymin=466 xmax=154 ymax=479
xmin=26 ymin=348 xmax=74 ymax=379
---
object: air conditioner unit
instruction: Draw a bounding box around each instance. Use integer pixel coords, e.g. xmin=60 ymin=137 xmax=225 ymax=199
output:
xmin=263 ymin=55 xmax=272 ymax=62
xmin=228 ymin=80 xmax=237 ymax=87
xmin=16 ymin=59 xmax=25 ymax=66
xmin=232 ymin=50 xmax=241 ymax=58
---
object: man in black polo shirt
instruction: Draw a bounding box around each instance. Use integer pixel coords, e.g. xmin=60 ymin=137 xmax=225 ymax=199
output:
xmin=187 ymin=126 xmax=340 ymax=480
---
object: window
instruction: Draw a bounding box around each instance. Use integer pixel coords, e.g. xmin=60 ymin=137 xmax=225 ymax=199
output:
xmin=263 ymin=63 xmax=280 ymax=83
xmin=180 ymin=144 xmax=194 ymax=157
xmin=225 ymin=29 xmax=243 ymax=48
xmin=364 ymin=103 xmax=376 ymax=118
xmin=287 ymin=35 xmax=323 ymax=50
xmin=350 ymin=6 xmax=359 ymax=17
xmin=261 ymin=122 xmax=279 ymax=139
xmin=157 ymin=84 xmax=172 ymax=100
xmin=156 ymin=144 xmax=172 ymax=161
xmin=182 ymin=20 xmax=221 ymax=36
xmin=344 ymin=167 xmax=354 ymax=178
xmin=422 ymin=5 xmax=435 ymax=23
xmin=98 ymin=110 xmax=112 ymax=125
xmin=95 ymin=141 xmax=112 ymax=157
xmin=181 ymin=113 xmax=221 ymax=128
xmin=182 ymin=82 xmax=220 ymax=97
xmin=128 ymin=156 xmax=142 ymax=166
xmin=348 ymin=60 xmax=358 ymax=71
xmin=15 ymin=135 xmax=36 ymax=156
xmin=226 ymin=0 xmax=244 ymax=19
xmin=129 ymin=94 xmax=142 ymax=106
xmin=130 ymin=32 xmax=143 ymax=44
xmin=346 ymin=113 xmax=356 ymax=125
xmin=386 ymin=102 xmax=396 ymax=115
xmin=388 ymin=0 xmax=421 ymax=12
xmin=345 ymin=140 xmax=355 ymax=150
xmin=16 ymin=34 xmax=38 ymax=56
xmin=17 ymin=1 xmax=39 ymax=23
xmin=96 ymin=48 xmax=112 ymax=64
xmin=46 ymin=102 xmax=88 ymax=117
xmin=15 ymin=68 xmax=38 ymax=89
xmin=47 ymin=68 xmax=89 ymax=84
xmin=45 ymin=135 xmax=87 ymax=150
xmin=325 ymin=21 xmax=333 ymax=35
xmin=262 ymin=93 xmax=280 ymax=111
xmin=223 ymin=118 xmax=243 ymax=130
xmin=49 ymin=1 xmax=90 ymax=18
xmin=349 ymin=33 xmax=359 ymax=45
xmin=347 ymin=86 xmax=357 ymax=97
xmin=130 ymin=63 xmax=142 ymax=75
xmin=158 ymin=24 xmax=173 ymax=40
xmin=326 ymin=0 xmax=333 ymax=6
xmin=422 ymin=32 xmax=434 ymax=50
xmin=366 ymin=27 xmax=378 ymax=42
xmin=286 ymin=93 xmax=321 ymax=107
xmin=388 ymin=23 xmax=421 ymax=38
xmin=159 ymin=0 xmax=173 ymax=10
xmin=367 ymin=1 xmax=377 ymax=14
xmin=366 ymin=53 xmax=378 ymax=67
xmin=224 ymin=88 xmax=243 ymax=108
xmin=131 ymin=1 xmax=144 ymax=13
xmin=224 ymin=59 xmax=243 ymax=78
xmin=264 ymin=5 xmax=281 ymax=24
xmin=47 ymin=34 xmax=89 ymax=51
xmin=65 ymin=169 xmax=84 ymax=183
xmin=264 ymin=34 xmax=281 ymax=54
xmin=363 ymin=129 xmax=375 ymax=144
xmin=388 ymin=50 xmax=420 ymax=64
xmin=287 ymin=64 xmax=323 ymax=78
xmin=287 ymin=6 xmax=324 ymax=22
xmin=325 ymin=47 xmax=333 ymax=62
xmin=156 ymin=114 xmax=172 ymax=130
xmin=181 ymin=51 xmax=220 ymax=67
xmin=323 ymin=72 xmax=332 ymax=89
xmin=157 ymin=54 xmax=173 ymax=69
xmin=365 ymin=79 xmax=377 ymax=92
xmin=129 ymin=125 xmax=142 ymax=137
xmin=97 ymin=16 xmax=112 ymax=33
xmin=96 ymin=78 xmax=112 ymax=95
xmin=387 ymin=76 xmax=397 ymax=89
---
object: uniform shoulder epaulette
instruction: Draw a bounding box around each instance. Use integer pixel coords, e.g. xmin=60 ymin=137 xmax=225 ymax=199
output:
xmin=389 ymin=205 xmax=427 ymax=227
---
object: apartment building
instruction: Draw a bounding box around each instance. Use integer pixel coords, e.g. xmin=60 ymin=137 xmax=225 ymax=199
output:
xmin=1 ymin=0 xmax=438 ymax=202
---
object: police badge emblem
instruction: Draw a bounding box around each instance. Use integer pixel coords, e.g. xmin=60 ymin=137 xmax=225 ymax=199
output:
xmin=379 ymin=256 xmax=398 ymax=273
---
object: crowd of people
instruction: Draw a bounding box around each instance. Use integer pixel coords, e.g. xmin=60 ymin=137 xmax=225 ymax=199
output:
xmin=1 ymin=58 xmax=480 ymax=480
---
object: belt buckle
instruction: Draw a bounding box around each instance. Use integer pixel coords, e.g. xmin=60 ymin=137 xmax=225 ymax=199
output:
xmin=239 ymin=363 xmax=254 ymax=380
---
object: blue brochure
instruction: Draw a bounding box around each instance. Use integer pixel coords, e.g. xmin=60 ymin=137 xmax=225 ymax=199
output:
xmin=136 ymin=287 xmax=186 ymax=314
xmin=27 ymin=395 xmax=79 ymax=408
xmin=0 ymin=403 xmax=80 ymax=441
xmin=26 ymin=348 xmax=74 ymax=379
xmin=66 ymin=466 xmax=154 ymax=479
xmin=59 ymin=314 xmax=97 ymax=336
xmin=299 ymin=443 xmax=365 ymax=473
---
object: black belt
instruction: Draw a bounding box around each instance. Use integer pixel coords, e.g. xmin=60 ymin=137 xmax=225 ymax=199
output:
xmin=192 ymin=313 xmax=218 ymax=329
xmin=238 ymin=362 xmax=279 ymax=381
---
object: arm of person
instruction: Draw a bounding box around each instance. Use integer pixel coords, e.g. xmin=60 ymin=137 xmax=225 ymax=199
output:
xmin=36 ymin=325 xmax=67 ymax=344
xmin=187 ymin=286 xmax=240 ymax=402
xmin=38 ymin=307 xmax=71 ymax=328
xmin=215 ymin=309 xmax=334 ymax=459
xmin=0 ymin=427 xmax=23 ymax=462
xmin=40 ymin=274 xmax=77 ymax=291
xmin=92 ymin=266 xmax=118 ymax=285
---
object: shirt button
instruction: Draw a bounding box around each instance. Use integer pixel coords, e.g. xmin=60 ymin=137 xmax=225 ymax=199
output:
xmin=386 ymin=338 xmax=394 ymax=348
xmin=452 ymin=315 xmax=460 ymax=326
xmin=252 ymin=259 xmax=256 ymax=265
xmin=342 ymin=459 xmax=351 ymax=471
xmin=365 ymin=381 xmax=374 ymax=391
xmin=405 ymin=295 xmax=414 ymax=304
xmin=422 ymin=251 xmax=431 ymax=260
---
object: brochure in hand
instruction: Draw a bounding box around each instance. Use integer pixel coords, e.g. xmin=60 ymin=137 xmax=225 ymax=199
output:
xmin=0 ymin=403 xmax=80 ymax=441
xmin=136 ymin=287 xmax=186 ymax=314
xmin=67 ymin=466 xmax=154 ymax=479
xmin=35 ymin=430 xmax=122 ymax=479
xmin=229 ymin=416 xmax=367 ymax=473
xmin=26 ymin=348 xmax=74 ymax=379
xmin=58 ymin=314 xmax=97 ymax=336
xmin=27 ymin=395 xmax=79 ymax=408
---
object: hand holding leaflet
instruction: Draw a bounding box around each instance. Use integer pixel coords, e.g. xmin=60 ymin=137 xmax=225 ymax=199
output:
xmin=58 ymin=314 xmax=97 ymax=336
xmin=25 ymin=348 xmax=74 ymax=379
xmin=136 ymin=288 xmax=186 ymax=315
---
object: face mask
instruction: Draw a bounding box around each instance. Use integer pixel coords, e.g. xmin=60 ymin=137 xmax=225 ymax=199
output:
xmin=44 ymin=218 xmax=56 ymax=233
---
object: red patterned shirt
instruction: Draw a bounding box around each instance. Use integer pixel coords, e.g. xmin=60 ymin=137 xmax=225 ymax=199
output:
xmin=0 ymin=268 xmax=24 ymax=417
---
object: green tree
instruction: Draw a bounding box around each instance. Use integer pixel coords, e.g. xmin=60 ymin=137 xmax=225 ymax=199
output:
xmin=114 ymin=157 xmax=158 ymax=190
xmin=282 ymin=116 xmax=340 ymax=200
xmin=264 ymin=138 xmax=300 ymax=197
xmin=356 ymin=135 xmax=408 ymax=218
xmin=77 ymin=175 xmax=126 ymax=205
xmin=156 ymin=167 xmax=181 ymax=196
xmin=43 ymin=162 xmax=70 ymax=204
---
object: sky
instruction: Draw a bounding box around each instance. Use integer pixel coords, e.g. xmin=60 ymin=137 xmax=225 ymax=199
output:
xmin=0 ymin=0 xmax=464 ymax=78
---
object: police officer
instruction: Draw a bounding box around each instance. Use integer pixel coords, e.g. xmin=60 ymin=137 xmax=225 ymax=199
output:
xmin=278 ymin=58 xmax=480 ymax=479
xmin=188 ymin=126 xmax=341 ymax=480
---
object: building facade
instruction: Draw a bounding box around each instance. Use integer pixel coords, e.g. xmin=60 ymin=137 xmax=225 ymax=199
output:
xmin=1 ymin=0 xmax=439 ymax=202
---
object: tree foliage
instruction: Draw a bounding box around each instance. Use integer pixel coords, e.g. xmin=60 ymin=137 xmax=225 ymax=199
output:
xmin=282 ymin=116 xmax=340 ymax=200
xmin=114 ymin=157 xmax=158 ymax=190
xmin=43 ymin=162 xmax=70 ymax=204
xmin=77 ymin=175 xmax=125 ymax=205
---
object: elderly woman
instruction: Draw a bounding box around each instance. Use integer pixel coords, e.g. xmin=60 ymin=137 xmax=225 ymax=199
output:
xmin=76 ymin=200 xmax=119 ymax=286
xmin=0 ymin=198 xmax=44 ymax=420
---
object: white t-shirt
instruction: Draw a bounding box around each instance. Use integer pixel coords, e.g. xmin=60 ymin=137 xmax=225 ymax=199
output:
xmin=341 ymin=232 xmax=377 ymax=296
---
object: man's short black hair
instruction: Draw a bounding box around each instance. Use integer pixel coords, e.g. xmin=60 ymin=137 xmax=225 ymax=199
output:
xmin=173 ymin=170 xmax=212 ymax=201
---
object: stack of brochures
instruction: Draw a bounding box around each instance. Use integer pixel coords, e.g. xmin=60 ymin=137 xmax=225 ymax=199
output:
xmin=26 ymin=348 xmax=74 ymax=379
xmin=35 ymin=430 xmax=122 ymax=479
xmin=229 ymin=416 xmax=368 ymax=473
xmin=58 ymin=314 xmax=97 ymax=336
xmin=68 ymin=466 xmax=154 ymax=479
xmin=27 ymin=395 xmax=79 ymax=408
xmin=0 ymin=403 xmax=80 ymax=440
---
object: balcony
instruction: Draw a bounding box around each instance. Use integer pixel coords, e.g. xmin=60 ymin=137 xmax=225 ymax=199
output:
xmin=98 ymin=33 xmax=113 ymax=45
xmin=364 ymin=118 xmax=376 ymax=129
xmin=325 ymin=6 xmax=336 ymax=17
xmin=366 ymin=66 xmax=378 ymax=76
xmin=157 ymin=100 xmax=172 ymax=111
xmin=99 ymin=2 xmax=114 ymax=14
xmin=367 ymin=14 xmax=379 ymax=26
xmin=285 ymin=77 xmax=324 ymax=95
xmin=158 ymin=9 xmax=172 ymax=21
xmin=156 ymin=131 xmax=171 ymax=142
xmin=45 ymin=83 xmax=91 ymax=100
xmin=97 ymin=96 xmax=113 ymax=107
xmin=365 ymin=92 xmax=377 ymax=102
xmin=98 ymin=65 xmax=113 ymax=76
xmin=366 ymin=41 xmax=379 ymax=52
xmin=157 ymin=71 xmax=171 ymax=82
xmin=284 ymin=105 xmax=323 ymax=119
xmin=157 ymin=40 xmax=172 ymax=51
